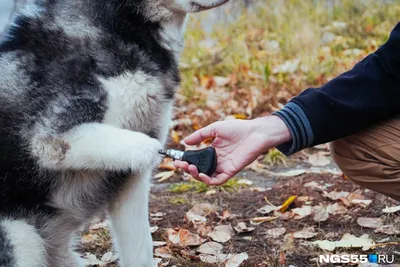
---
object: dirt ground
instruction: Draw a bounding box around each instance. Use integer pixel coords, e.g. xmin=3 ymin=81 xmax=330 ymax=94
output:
xmin=78 ymin=157 xmax=400 ymax=267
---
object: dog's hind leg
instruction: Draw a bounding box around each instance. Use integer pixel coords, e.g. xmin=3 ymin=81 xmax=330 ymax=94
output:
xmin=108 ymin=171 xmax=153 ymax=267
xmin=0 ymin=219 xmax=46 ymax=267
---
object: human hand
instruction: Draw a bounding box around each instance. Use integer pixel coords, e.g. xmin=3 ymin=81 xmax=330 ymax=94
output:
xmin=173 ymin=115 xmax=292 ymax=185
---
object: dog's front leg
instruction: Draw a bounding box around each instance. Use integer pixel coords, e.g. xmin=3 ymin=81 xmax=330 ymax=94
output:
xmin=108 ymin=170 xmax=153 ymax=267
xmin=31 ymin=122 xmax=162 ymax=172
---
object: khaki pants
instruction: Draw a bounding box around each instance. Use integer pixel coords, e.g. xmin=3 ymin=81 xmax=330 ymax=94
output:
xmin=330 ymin=119 xmax=400 ymax=201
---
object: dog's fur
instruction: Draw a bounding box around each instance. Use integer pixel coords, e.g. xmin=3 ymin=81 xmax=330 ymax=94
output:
xmin=0 ymin=0 xmax=228 ymax=266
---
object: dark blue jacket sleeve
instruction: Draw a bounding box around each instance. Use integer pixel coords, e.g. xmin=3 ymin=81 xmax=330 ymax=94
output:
xmin=273 ymin=22 xmax=400 ymax=155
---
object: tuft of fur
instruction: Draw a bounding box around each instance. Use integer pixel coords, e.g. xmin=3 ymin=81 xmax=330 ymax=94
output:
xmin=0 ymin=0 xmax=228 ymax=266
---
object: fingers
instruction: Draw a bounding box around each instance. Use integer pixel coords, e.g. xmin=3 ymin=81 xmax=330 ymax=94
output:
xmin=198 ymin=173 xmax=231 ymax=186
xmin=183 ymin=122 xmax=219 ymax=145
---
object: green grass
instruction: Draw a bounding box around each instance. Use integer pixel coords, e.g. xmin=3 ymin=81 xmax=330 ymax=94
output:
xmin=179 ymin=0 xmax=400 ymax=105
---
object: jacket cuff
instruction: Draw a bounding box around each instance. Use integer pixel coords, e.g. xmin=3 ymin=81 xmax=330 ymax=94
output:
xmin=272 ymin=102 xmax=314 ymax=156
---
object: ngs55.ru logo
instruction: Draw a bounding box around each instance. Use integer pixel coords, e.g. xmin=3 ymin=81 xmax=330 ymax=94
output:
xmin=319 ymin=254 xmax=395 ymax=264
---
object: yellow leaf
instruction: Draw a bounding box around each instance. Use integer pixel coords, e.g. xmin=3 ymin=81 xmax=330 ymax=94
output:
xmin=171 ymin=130 xmax=180 ymax=144
xmin=233 ymin=114 xmax=247 ymax=120
xmin=279 ymin=196 xmax=297 ymax=213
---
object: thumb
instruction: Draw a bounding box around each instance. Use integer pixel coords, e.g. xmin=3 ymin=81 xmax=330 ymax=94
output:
xmin=184 ymin=122 xmax=219 ymax=145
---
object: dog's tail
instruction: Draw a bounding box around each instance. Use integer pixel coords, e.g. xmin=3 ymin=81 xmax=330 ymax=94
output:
xmin=0 ymin=219 xmax=46 ymax=267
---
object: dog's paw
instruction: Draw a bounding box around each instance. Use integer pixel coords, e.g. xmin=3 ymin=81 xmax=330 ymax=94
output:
xmin=132 ymin=133 xmax=162 ymax=169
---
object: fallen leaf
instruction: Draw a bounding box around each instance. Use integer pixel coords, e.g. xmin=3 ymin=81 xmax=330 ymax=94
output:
xmin=308 ymin=152 xmax=330 ymax=167
xmin=153 ymin=241 xmax=167 ymax=247
xmin=155 ymin=246 xmax=174 ymax=259
xmin=323 ymin=190 xmax=350 ymax=200
xmin=81 ymin=234 xmax=98 ymax=244
xmin=186 ymin=203 xmax=215 ymax=224
xmin=236 ymin=178 xmax=253 ymax=186
xmin=313 ymin=233 xmax=375 ymax=251
xmin=208 ymin=225 xmax=234 ymax=243
xmin=292 ymin=205 xmax=312 ymax=219
xmin=154 ymin=171 xmax=175 ymax=182
xmin=357 ymin=218 xmax=383 ymax=229
xmin=82 ymin=252 xmax=102 ymax=266
xmin=101 ymin=252 xmax=117 ymax=263
xmin=375 ymin=225 xmax=399 ymax=235
xmin=326 ymin=203 xmax=348 ymax=215
xmin=279 ymin=196 xmax=297 ymax=212
xmin=150 ymin=226 xmax=159 ymax=233
xmin=89 ymin=221 xmax=108 ymax=230
xmin=351 ymin=199 xmax=372 ymax=208
xmin=199 ymin=254 xmax=227 ymax=264
xmin=313 ymin=205 xmax=329 ymax=222
xmin=198 ymin=242 xmax=223 ymax=255
xmin=250 ymin=216 xmax=277 ymax=225
xmin=197 ymin=225 xmax=213 ymax=236
xmin=153 ymin=258 xmax=162 ymax=267
xmin=225 ymin=253 xmax=249 ymax=267
xmin=234 ymin=222 xmax=255 ymax=234
xmin=167 ymin=229 xmax=203 ymax=247
xmin=382 ymin=205 xmax=400 ymax=213
xmin=265 ymin=228 xmax=286 ymax=238
xmin=151 ymin=212 xmax=165 ymax=217
xmin=257 ymin=204 xmax=279 ymax=215
xmin=217 ymin=210 xmax=233 ymax=221
xmin=159 ymin=158 xmax=176 ymax=171
xmin=304 ymin=181 xmax=325 ymax=191
xmin=293 ymin=227 xmax=317 ymax=239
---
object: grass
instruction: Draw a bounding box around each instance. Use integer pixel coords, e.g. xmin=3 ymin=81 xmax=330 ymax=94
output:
xmin=169 ymin=177 xmax=249 ymax=194
xmin=263 ymin=148 xmax=287 ymax=167
xmin=179 ymin=0 xmax=400 ymax=109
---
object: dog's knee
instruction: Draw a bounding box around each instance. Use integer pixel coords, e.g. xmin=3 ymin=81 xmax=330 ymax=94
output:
xmin=0 ymin=219 xmax=46 ymax=267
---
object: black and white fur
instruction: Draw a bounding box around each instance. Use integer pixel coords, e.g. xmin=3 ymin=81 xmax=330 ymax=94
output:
xmin=0 ymin=0 xmax=228 ymax=266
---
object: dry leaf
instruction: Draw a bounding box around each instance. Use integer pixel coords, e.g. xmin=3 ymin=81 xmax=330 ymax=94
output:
xmin=308 ymin=152 xmax=331 ymax=167
xmin=101 ymin=252 xmax=117 ymax=263
xmin=154 ymin=171 xmax=175 ymax=182
xmin=292 ymin=205 xmax=312 ymax=219
xmin=382 ymin=205 xmax=400 ymax=213
xmin=265 ymin=228 xmax=286 ymax=238
xmin=326 ymin=203 xmax=348 ymax=215
xmin=153 ymin=241 xmax=167 ymax=247
xmin=159 ymin=158 xmax=176 ymax=171
xmin=225 ymin=253 xmax=249 ymax=267
xmin=257 ymin=204 xmax=279 ymax=215
xmin=303 ymin=181 xmax=325 ymax=191
xmin=234 ymin=222 xmax=255 ymax=234
xmin=293 ymin=227 xmax=317 ymax=239
xmin=167 ymin=229 xmax=203 ymax=247
xmin=81 ymin=234 xmax=98 ymax=244
xmin=150 ymin=226 xmax=159 ymax=233
xmin=324 ymin=190 xmax=350 ymax=200
xmin=186 ymin=203 xmax=215 ymax=224
xmin=217 ymin=210 xmax=233 ymax=221
xmin=155 ymin=246 xmax=174 ymax=259
xmin=351 ymin=199 xmax=372 ymax=208
xmin=313 ymin=233 xmax=375 ymax=251
xmin=375 ymin=225 xmax=399 ymax=235
xmin=250 ymin=216 xmax=277 ymax=225
xmin=208 ymin=225 xmax=234 ymax=243
xmin=357 ymin=218 xmax=383 ymax=229
xmin=313 ymin=205 xmax=329 ymax=222
xmin=198 ymin=242 xmax=223 ymax=255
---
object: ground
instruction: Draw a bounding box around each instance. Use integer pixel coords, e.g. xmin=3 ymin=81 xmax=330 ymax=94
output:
xmin=78 ymin=148 xmax=400 ymax=267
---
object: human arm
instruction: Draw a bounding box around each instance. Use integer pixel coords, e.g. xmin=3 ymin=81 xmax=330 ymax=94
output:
xmin=173 ymin=116 xmax=291 ymax=185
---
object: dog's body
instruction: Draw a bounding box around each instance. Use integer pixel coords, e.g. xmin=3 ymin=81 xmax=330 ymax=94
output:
xmin=0 ymin=0 xmax=227 ymax=266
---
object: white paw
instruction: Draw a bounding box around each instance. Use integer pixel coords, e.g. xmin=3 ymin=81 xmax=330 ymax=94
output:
xmin=132 ymin=133 xmax=162 ymax=170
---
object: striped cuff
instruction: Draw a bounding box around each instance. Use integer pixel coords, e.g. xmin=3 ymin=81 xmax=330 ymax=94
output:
xmin=272 ymin=102 xmax=314 ymax=156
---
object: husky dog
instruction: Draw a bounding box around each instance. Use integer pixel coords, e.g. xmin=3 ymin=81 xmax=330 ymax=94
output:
xmin=0 ymin=0 xmax=228 ymax=266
